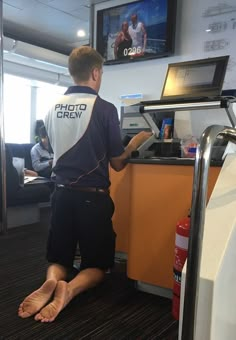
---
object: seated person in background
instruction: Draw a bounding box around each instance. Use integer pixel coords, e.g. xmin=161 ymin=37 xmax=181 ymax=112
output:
xmin=31 ymin=126 xmax=54 ymax=178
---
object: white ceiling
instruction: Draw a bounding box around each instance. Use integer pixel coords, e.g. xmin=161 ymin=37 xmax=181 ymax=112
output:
xmin=2 ymin=0 xmax=104 ymax=55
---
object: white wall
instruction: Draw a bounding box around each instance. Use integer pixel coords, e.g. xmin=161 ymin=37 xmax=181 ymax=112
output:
xmin=4 ymin=0 xmax=236 ymax=137
xmin=98 ymin=0 xmax=236 ymax=137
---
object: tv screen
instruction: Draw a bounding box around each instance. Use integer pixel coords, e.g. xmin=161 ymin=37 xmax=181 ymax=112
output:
xmin=95 ymin=0 xmax=177 ymax=65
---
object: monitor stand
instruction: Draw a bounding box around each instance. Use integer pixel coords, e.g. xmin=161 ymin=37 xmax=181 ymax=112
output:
xmin=134 ymin=97 xmax=236 ymax=159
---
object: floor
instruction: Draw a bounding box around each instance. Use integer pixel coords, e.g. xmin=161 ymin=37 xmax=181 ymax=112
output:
xmin=0 ymin=209 xmax=179 ymax=339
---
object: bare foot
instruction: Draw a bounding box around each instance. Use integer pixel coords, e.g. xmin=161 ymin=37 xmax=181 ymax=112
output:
xmin=34 ymin=280 xmax=71 ymax=322
xmin=18 ymin=279 xmax=57 ymax=318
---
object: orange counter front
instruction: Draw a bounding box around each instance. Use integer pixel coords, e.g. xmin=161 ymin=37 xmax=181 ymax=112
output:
xmin=110 ymin=161 xmax=221 ymax=289
xmin=109 ymin=165 xmax=131 ymax=253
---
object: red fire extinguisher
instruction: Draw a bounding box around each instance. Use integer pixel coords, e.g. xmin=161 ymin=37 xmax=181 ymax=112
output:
xmin=172 ymin=215 xmax=190 ymax=320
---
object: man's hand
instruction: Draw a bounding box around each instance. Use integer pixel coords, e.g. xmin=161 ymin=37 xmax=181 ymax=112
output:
xmin=128 ymin=131 xmax=153 ymax=150
xmin=110 ymin=131 xmax=153 ymax=172
xmin=24 ymin=169 xmax=38 ymax=177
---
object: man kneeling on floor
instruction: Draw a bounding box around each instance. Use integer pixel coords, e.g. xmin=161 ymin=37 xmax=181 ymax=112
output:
xmin=18 ymin=46 xmax=152 ymax=323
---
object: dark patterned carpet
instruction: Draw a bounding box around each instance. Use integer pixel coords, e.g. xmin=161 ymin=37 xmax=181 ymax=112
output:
xmin=0 ymin=209 xmax=178 ymax=340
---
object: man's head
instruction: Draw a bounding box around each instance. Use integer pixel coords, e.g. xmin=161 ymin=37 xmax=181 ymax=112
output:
xmin=131 ymin=14 xmax=138 ymax=25
xmin=39 ymin=126 xmax=49 ymax=149
xmin=68 ymin=46 xmax=104 ymax=92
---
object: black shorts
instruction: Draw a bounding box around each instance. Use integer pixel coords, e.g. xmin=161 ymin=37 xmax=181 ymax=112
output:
xmin=47 ymin=187 xmax=116 ymax=271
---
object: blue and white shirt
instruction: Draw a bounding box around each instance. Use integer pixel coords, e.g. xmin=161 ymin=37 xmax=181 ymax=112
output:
xmin=30 ymin=143 xmax=54 ymax=172
xmin=45 ymin=86 xmax=124 ymax=188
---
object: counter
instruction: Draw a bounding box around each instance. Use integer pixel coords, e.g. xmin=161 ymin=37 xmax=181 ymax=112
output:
xmin=110 ymin=158 xmax=222 ymax=290
xmin=109 ymin=165 xmax=131 ymax=253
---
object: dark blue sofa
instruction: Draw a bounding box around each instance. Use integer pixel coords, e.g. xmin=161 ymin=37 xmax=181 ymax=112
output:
xmin=0 ymin=143 xmax=53 ymax=228
xmin=2 ymin=143 xmax=52 ymax=207
xmin=6 ymin=143 xmax=35 ymax=171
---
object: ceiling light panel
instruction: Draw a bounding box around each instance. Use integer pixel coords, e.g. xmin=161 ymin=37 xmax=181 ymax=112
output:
xmin=71 ymin=6 xmax=90 ymax=21
xmin=3 ymin=0 xmax=29 ymax=10
xmin=37 ymin=0 xmax=90 ymax=12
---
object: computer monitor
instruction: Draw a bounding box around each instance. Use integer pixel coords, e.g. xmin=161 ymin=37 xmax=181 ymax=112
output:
xmin=161 ymin=55 xmax=229 ymax=101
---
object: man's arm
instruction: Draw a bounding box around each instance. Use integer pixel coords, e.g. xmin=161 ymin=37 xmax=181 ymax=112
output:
xmin=141 ymin=23 xmax=147 ymax=52
xmin=110 ymin=131 xmax=152 ymax=172
xmin=114 ymin=32 xmax=122 ymax=59
xmin=25 ymin=169 xmax=38 ymax=177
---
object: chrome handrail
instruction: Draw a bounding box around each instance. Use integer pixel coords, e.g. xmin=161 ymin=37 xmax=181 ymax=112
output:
xmin=181 ymin=124 xmax=236 ymax=340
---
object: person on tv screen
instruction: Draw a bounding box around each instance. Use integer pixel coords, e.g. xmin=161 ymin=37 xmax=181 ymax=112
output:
xmin=114 ymin=21 xmax=132 ymax=59
xmin=128 ymin=14 xmax=147 ymax=56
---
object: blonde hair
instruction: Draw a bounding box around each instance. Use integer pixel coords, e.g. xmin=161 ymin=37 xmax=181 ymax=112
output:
xmin=68 ymin=46 xmax=104 ymax=82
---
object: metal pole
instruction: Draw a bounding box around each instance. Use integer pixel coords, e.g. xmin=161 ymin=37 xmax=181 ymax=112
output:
xmin=0 ymin=0 xmax=7 ymax=234
xmin=90 ymin=4 xmax=94 ymax=47
xmin=181 ymin=124 xmax=236 ymax=339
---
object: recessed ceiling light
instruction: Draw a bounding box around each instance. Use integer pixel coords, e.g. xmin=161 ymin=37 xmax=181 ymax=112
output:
xmin=77 ymin=30 xmax=86 ymax=38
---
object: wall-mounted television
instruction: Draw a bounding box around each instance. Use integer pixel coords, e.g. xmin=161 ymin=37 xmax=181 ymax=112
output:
xmin=94 ymin=0 xmax=177 ymax=65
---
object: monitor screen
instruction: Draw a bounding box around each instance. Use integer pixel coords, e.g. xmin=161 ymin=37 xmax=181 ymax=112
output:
xmin=95 ymin=0 xmax=177 ymax=65
xmin=161 ymin=55 xmax=230 ymax=100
